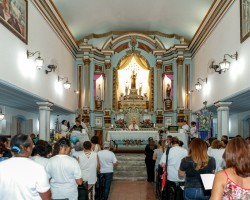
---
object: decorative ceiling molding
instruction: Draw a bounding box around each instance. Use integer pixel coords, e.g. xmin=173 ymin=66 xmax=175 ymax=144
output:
xmin=189 ymin=0 xmax=234 ymax=56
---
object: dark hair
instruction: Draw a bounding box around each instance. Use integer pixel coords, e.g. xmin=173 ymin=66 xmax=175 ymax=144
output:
xmin=52 ymin=138 xmax=71 ymax=156
xmin=0 ymin=136 xmax=8 ymax=144
xmin=31 ymin=143 xmax=52 ymax=157
xmin=10 ymin=134 xmax=32 ymax=155
xmin=91 ymin=136 xmax=99 ymax=144
xmin=188 ymin=138 xmax=209 ymax=170
xmin=191 ymin=121 xmax=196 ymax=126
xmin=0 ymin=142 xmax=7 ymax=154
xmin=61 ymin=120 xmax=67 ymax=124
xmin=83 ymin=141 xmax=92 ymax=150
xmin=223 ymin=137 xmax=250 ymax=177
xmin=179 ymin=140 xmax=184 ymax=147
xmin=221 ymin=135 xmax=228 ymax=140
xmin=171 ymin=137 xmax=180 ymax=145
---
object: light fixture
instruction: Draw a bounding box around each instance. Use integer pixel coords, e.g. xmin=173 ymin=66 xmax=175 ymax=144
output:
xmin=74 ymin=90 xmax=79 ymax=94
xmin=58 ymin=76 xmax=71 ymax=90
xmin=195 ymin=78 xmax=207 ymax=91
xmin=209 ymin=51 xmax=238 ymax=74
xmin=27 ymin=50 xmax=44 ymax=69
xmin=45 ymin=65 xmax=57 ymax=74
xmin=0 ymin=108 xmax=4 ymax=120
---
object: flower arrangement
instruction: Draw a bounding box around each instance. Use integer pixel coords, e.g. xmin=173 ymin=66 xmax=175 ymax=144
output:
xmin=115 ymin=118 xmax=126 ymax=128
xmin=140 ymin=119 xmax=153 ymax=128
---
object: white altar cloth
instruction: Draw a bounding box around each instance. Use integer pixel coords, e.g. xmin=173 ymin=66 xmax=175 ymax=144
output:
xmin=107 ymin=131 xmax=159 ymax=141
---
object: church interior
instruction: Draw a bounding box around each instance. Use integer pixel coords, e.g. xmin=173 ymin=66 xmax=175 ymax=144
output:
xmin=1 ymin=0 xmax=250 ymax=199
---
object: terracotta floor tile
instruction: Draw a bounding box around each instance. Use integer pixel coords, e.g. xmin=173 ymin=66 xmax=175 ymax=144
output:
xmin=109 ymin=180 xmax=156 ymax=200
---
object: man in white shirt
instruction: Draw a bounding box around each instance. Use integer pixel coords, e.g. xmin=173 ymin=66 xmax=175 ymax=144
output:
xmin=128 ymin=119 xmax=139 ymax=131
xmin=97 ymin=142 xmax=117 ymax=200
xmin=181 ymin=120 xmax=190 ymax=133
xmin=0 ymin=134 xmax=51 ymax=200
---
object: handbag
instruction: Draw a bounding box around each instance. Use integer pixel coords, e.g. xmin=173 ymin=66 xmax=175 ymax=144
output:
xmin=161 ymin=147 xmax=171 ymax=199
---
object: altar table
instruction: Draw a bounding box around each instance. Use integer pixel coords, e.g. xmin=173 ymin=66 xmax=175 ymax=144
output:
xmin=107 ymin=130 xmax=159 ymax=142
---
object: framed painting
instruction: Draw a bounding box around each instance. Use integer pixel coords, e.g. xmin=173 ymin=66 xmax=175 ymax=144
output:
xmin=0 ymin=0 xmax=28 ymax=44
xmin=240 ymin=0 xmax=250 ymax=43
xmin=95 ymin=116 xmax=103 ymax=127
xmin=164 ymin=116 xmax=172 ymax=128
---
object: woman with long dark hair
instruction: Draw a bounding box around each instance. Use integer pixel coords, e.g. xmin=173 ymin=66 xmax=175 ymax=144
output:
xmin=179 ymin=138 xmax=215 ymax=199
xmin=211 ymin=137 xmax=250 ymax=199
xmin=145 ymin=137 xmax=157 ymax=182
xmin=46 ymin=138 xmax=82 ymax=200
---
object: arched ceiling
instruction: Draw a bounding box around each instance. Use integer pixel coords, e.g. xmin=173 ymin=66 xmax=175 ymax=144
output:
xmin=51 ymin=0 xmax=214 ymax=42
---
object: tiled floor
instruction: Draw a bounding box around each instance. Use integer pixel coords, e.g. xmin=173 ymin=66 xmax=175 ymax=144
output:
xmin=109 ymin=180 xmax=156 ymax=200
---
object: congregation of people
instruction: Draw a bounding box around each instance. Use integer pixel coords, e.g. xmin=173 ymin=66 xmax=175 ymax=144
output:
xmin=144 ymin=125 xmax=250 ymax=200
xmin=0 ymin=127 xmax=117 ymax=200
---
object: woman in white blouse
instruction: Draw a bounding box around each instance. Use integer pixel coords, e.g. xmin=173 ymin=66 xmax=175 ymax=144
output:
xmin=73 ymin=141 xmax=99 ymax=200
xmin=46 ymin=138 xmax=82 ymax=200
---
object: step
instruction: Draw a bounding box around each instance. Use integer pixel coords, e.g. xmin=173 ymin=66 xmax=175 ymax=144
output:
xmin=115 ymin=165 xmax=146 ymax=171
xmin=117 ymin=160 xmax=145 ymax=167
xmin=113 ymin=176 xmax=147 ymax=181
xmin=114 ymin=171 xmax=147 ymax=177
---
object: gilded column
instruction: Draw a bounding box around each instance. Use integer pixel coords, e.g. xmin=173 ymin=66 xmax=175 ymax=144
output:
xmin=83 ymin=58 xmax=90 ymax=107
xmin=176 ymin=57 xmax=184 ymax=110
xmin=214 ymin=101 xmax=232 ymax=139
xmin=105 ymin=62 xmax=111 ymax=109
xmin=156 ymin=61 xmax=163 ymax=110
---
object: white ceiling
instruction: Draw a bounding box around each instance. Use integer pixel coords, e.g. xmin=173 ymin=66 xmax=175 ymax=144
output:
xmin=52 ymin=0 xmax=214 ymax=41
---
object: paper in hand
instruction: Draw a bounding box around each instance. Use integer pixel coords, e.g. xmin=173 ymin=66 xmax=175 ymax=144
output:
xmin=200 ymin=174 xmax=215 ymax=190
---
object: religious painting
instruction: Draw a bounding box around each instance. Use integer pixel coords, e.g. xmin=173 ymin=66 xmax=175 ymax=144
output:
xmin=240 ymin=0 xmax=250 ymax=43
xmin=0 ymin=0 xmax=28 ymax=44
xmin=95 ymin=117 xmax=103 ymax=127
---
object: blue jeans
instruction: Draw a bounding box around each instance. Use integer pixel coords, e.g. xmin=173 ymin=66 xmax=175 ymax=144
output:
xmin=184 ymin=188 xmax=210 ymax=200
xmin=101 ymin=172 xmax=113 ymax=200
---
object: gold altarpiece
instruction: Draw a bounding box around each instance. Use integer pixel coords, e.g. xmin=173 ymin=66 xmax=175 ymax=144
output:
xmin=112 ymin=53 xmax=154 ymax=111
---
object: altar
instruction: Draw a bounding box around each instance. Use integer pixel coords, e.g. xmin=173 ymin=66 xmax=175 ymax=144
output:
xmin=106 ymin=130 xmax=159 ymax=151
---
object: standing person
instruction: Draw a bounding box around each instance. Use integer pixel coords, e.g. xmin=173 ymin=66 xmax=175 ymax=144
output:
xmin=31 ymin=143 xmax=52 ymax=168
xmin=0 ymin=136 xmax=12 ymax=158
xmin=0 ymin=134 xmax=51 ymax=200
xmin=73 ymin=119 xmax=83 ymax=132
xmin=46 ymin=138 xmax=83 ymax=200
xmin=190 ymin=121 xmax=198 ymax=139
xmin=98 ymin=142 xmax=118 ymax=200
xmin=73 ymin=141 xmax=99 ymax=200
xmin=182 ymin=120 xmax=190 ymax=133
xmin=207 ymin=139 xmax=225 ymax=172
xmin=160 ymin=137 xmax=187 ymax=200
xmin=145 ymin=137 xmax=157 ymax=182
xmin=91 ymin=135 xmax=101 ymax=152
xmin=61 ymin=119 xmax=68 ymax=137
xmin=211 ymin=137 xmax=250 ymax=199
xmin=153 ymin=140 xmax=164 ymax=182
xmin=179 ymin=138 xmax=216 ymax=200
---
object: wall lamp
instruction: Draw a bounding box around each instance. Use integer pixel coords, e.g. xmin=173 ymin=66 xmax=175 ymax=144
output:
xmin=45 ymin=65 xmax=57 ymax=74
xmin=27 ymin=50 xmax=44 ymax=70
xmin=58 ymin=76 xmax=71 ymax=90
xmin=209 ymin=51 xmax=238 ymax=74
xmin=195 ymin=77 xmax=207 ymax=91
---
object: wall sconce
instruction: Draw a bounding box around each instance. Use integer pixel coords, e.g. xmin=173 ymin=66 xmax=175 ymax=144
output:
xmin=27 ymin=50 xmax=44 ymax=70
xmin=45 ymin=65 xmax=57 ymax=74
xmin=209 ymin=51 xmax=238 ymax=74
xmin=58 ymin=76 xmax=71 ymax=89
xmin=0 ymin=108 xmax=5 ymax=120
xmin=195 ymin=78 xmax=207 ymax=91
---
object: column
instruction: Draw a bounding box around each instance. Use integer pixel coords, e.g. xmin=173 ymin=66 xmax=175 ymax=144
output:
xmin=83 ymin=58 xmax=90 ymax=107
xmin=104 ymin=62 xmax=111 ymax=109
xmin=176 ymin=57 xmax=184 ymax=109
xmin=156 ymin=61 xmax=163 ymax=110
xmin=36 ymin=102 xmax=53 ymax=141
xmin=214 ymin=101 xmax=232 ymax=139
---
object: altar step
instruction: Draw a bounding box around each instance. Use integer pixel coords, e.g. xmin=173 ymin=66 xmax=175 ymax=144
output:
xmin=114 ymin=153 xmax=147 ymax=181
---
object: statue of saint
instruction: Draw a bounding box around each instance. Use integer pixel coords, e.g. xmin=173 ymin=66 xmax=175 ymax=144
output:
xmin=166 ymin=83 xmax=171 ymax=99
xmin=131 ymin=71 xmax=137 ymax=89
